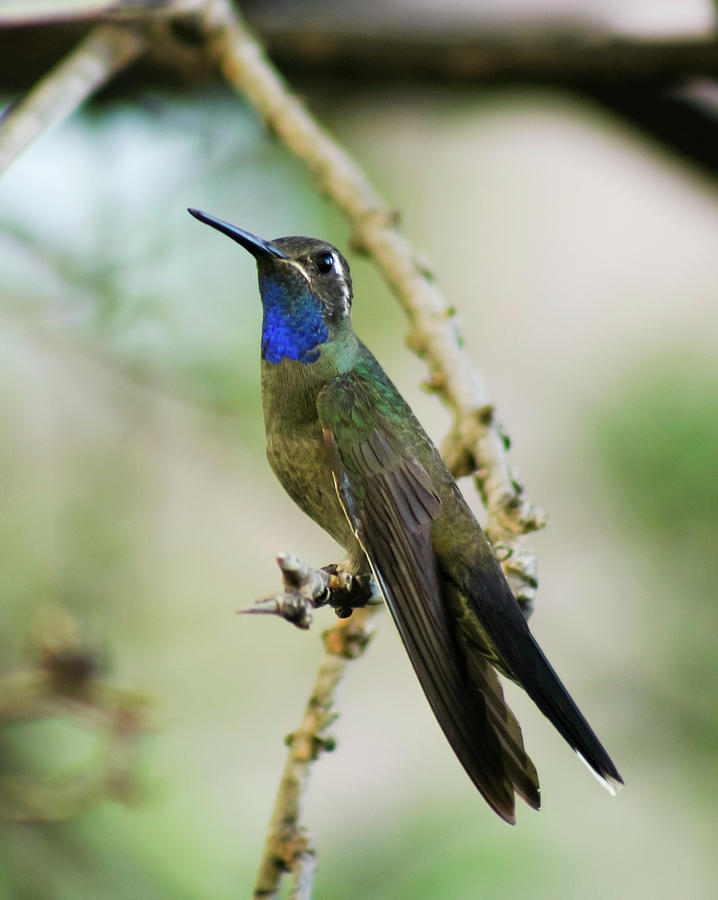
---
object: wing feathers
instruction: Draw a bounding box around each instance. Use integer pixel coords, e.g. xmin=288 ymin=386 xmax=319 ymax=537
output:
xmin=462 ymin=642 xmax=540 ymax=810
xmin=360 ymin=488 xmax=519 ymax=820
xmin=317 ymin=368 xmax=621 ymax=818
xmin=318 ymin=384 xmax=540 ymax=822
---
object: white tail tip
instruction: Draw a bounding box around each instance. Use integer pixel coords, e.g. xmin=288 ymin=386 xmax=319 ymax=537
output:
xmin=576 ymin=751 xmax=623 ymax=796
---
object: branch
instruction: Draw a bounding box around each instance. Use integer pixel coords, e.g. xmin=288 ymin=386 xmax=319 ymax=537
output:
xmin=0 ymin=620 xmax=152 ymax=824
xmin=256 ymin=26 xmax=718 ymax=87
xmin=0 ymin=22 xmax=145 ymax=176
xmin=241 ymin=555 xmax=378 ymax=897
xmin=5 ymin=12 xmax=718 ymax=87
xmin=252 ymin=606 xmax=378 ymax=900
xmin=0 ymin=0 xmax=196 ymax=27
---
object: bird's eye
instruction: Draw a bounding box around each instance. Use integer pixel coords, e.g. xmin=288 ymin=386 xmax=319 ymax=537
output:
xmin=315 ymin=252 xmax=334 ymax=274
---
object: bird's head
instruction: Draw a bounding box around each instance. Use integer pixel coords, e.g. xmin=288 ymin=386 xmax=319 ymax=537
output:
xmin=188 ymin=208 xmax=353 ymax=365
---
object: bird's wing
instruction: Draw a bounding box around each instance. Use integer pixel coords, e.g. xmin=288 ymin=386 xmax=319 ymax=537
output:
xmin=317 ymin=373 xmax=539 ymax=823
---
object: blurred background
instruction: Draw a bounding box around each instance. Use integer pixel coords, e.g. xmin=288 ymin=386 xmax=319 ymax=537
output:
xmin=1 ymin=1 xmax=717 ymax=897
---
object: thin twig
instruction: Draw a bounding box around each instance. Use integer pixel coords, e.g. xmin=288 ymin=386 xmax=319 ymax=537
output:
xmin=0 ymin=23 xmax=145 ymax=176
xmin=252 ymin=607 xmax=378 ymax=900
xmin=0 ymin=0 xmax=197 ymax=27
xmin=0 ymin=632 xmax=152 ymax=824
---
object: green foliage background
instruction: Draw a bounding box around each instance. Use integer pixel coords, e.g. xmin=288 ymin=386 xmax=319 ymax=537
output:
xmin=1 ymin=84 xmax=717 ymax=898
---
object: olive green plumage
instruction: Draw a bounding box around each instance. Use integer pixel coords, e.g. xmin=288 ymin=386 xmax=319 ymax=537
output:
xmin=188 ymin=208 xmax=623 ymax=823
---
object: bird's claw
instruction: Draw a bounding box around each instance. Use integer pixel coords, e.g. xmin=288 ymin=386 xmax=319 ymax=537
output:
xmin=240 ymin=557 xmax=381 ymax=631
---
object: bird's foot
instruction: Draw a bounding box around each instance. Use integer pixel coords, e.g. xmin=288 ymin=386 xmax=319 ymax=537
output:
xmin=320 ymin=565 xmax=381 ymax=619
xmin=239 ymin=554 xmax=379 ymax=630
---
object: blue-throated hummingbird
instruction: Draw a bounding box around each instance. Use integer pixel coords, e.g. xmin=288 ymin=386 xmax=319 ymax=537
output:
xmin=188 ymin=207 xmax=622 ymax=823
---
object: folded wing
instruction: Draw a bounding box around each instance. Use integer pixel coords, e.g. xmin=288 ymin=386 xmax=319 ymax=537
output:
xmin=318 ymin=375 xmax=540 ymax=822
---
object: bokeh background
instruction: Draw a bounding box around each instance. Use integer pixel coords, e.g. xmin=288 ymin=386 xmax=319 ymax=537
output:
xmin=1 ymin=1 xmax=718 ymax=898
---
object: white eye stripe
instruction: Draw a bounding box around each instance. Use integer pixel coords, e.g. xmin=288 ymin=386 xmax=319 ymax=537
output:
xmin=286 ymin=253 xmax=351 ymax=314
xmin=336 ymin=267 xmax=351 ymax=312
xmin=288 ymin=259 xmax=311 ymax=282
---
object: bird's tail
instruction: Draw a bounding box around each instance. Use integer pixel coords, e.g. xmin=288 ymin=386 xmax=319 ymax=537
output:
xmin=514 ymin=631 xmax=623 ymax=792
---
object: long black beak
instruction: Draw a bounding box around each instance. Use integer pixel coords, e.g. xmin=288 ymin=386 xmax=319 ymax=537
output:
xmin=187 ymin=208 xmax=287 ymax=260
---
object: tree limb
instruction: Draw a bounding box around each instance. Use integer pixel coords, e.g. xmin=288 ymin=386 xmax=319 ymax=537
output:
xmin=242 ymin=555 xmax=379 ymax=897
xmin=0 ymin=22 xmax=145 ymax=176
xmin=0 ymin=0 xmax=195 ymax=27
xmin=256 ymin=25 xmax=718 ymax=87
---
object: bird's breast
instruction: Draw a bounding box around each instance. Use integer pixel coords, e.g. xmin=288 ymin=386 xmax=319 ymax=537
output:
xmin=265 ymin=419 xmax=356 ymax=553
xmin=261 ymin=359 xmax=357 ymax=556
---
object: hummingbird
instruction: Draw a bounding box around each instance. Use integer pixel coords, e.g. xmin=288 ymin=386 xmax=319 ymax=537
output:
xmin=187 ymin=207 xmax=623 ymax=823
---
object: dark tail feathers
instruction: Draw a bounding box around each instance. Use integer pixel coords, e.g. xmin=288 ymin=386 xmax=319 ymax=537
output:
xmin=517 ymin=632 xmax=623 ymax=791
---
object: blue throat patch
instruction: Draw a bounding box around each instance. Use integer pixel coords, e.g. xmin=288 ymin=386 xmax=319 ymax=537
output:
xmin=259 ymin=274 xmax=328 ymax=365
